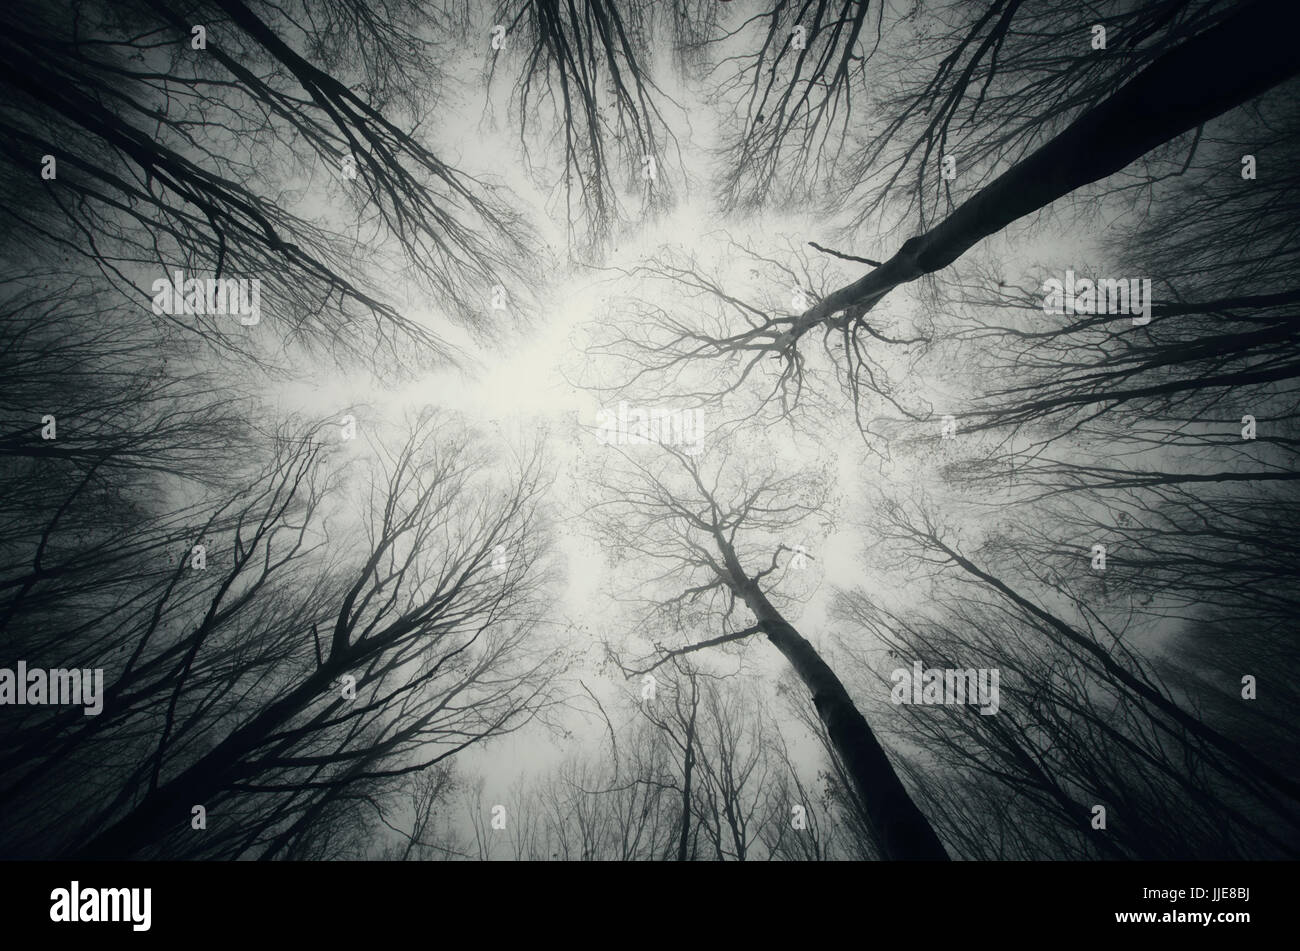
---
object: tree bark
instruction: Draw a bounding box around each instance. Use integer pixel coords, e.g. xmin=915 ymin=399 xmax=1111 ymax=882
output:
xmin=710 ymin=529 xmax=948 ymax=859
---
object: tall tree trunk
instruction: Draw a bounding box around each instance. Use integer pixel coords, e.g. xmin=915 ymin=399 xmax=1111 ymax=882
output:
xmin=677 ymin=677 xmax=697 ymax=862
xmin=712 ymin=533 xmax=948 ymax=859
xmin=932 ymin=538 xmax=1300 ymax=813
xmin=802 ymin=0 xmax=1300 ymax=331
xmin=746 ymin=583 xmax=949 ymax=860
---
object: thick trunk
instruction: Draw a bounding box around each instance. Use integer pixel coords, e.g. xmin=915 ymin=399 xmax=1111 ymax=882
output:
xmin=802 ymin=0 xmax=1300 ymax=331
xmin=743 ymin=584 xmax=949 ymax=860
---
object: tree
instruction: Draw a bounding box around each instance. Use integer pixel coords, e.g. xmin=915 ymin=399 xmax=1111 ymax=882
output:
xmin=0 ymin=411 xmax=564 ymax=858
xmin=597 ymin=0 xmax=1300 ymax=422
xmin=869 ymin=498 xmax=1300 ymax=823
xmin=486 ymin=0 xmax=704 ymax=249
xmin=0 ymin=0 xmax=542 ymax=372
xmin=588 ymin=439 xmax=949 ymax=859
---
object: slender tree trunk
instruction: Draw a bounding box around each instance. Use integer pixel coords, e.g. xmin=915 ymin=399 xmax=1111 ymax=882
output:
xmin=802 ymin=0 xmax=1300 ymax=331
xmin=677 ymin=679 xmax=697 ymax=862
xmin=744 ymin=583 xmax=949 ymax=860
xmin=711 ymin=526 xmax=947 ymax=859
xmin=702 ymin=524 xmax=946 ymax=857
xmin=934 ymin=538 xmax=1300 ymax=815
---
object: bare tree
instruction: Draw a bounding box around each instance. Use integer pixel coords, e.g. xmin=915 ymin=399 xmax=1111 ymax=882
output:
xmin=867 ymin=498 xmax=1300 ymax=821
xmin=587 ymin=439 xmax=948 ymax=859
xmin=0 ymin=0 xmax=543 ymax=372
xmin=597 ymin=0 xmax=1299 ymax=423
xmin=486 ymin=0 xmax=701 ymax=250
xmin=711 ymin=0 xmax=881 ymax=213
xmin=0 ymin=411 xmax=564 ymax=858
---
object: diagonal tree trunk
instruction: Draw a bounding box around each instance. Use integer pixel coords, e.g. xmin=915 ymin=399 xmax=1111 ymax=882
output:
xmin=750 ymin=594 xmax=950 ymax=861
xmin=713 ymin=536 xmax=949 ymax=860
xmin=798 ymin=0 xmax=1300 ymax=337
